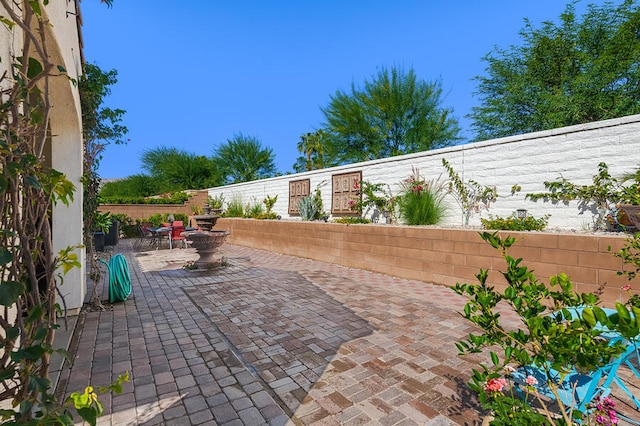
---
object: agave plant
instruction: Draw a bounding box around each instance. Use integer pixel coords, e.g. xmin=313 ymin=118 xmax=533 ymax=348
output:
xmin=298 ymin=195 xmax=319 ymax=221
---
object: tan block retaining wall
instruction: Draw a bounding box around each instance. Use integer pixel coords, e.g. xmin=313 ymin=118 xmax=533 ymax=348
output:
xmin=99 ymin=190 xmax=209 ymax=221
xmin=217 ymin=218 xmax=632 ymax=307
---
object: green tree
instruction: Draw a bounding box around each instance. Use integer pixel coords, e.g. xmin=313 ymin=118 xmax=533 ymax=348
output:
xmin=99 ymin=174 xmax=161 ymax=198
xmin=293 ymin=130 xmax=330 ymax=172
xmin=470 ymin=1 xmax=640 ymax=141
xmin=321 ymin=66 xmax=461 ymax=164
xmin=80 ymin=61 xmax=128 ymax=313
xmin=212 ymin=133 xmax=277 ymax=183
xmin=80 ymin=62 xmax=128 ymax=248
xmin=140 ymin=146 xmax=221 ymax=191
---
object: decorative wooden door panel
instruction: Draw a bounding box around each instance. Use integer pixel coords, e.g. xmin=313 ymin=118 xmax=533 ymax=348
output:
xmin=288 ymin=179 xmax=310 ymax=215
xmin=331 ymin=171 xmax=361 ymax=215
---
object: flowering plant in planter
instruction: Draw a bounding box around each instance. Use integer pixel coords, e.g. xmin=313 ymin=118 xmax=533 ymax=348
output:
xmin=526 ymin=162 xmax=639 ymax=231
xmin=452 ymin=232 xmax=639 ymax=425
xmin=442 ymin=158 xmax=500 ymax=226
xmin=349 ymin=179 xmax=397 ymax=223
xmin=396 ymin=167 xmax=447 ymax=226
xmin=182 ymin=260 xmax=198 ymax=271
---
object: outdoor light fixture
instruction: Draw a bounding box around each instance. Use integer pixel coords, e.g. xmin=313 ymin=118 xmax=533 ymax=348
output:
xmin=516 ymin=209 xmax=528 ymax=219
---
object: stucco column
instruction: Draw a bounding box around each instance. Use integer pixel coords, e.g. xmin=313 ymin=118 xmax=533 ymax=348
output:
xmin=51 ymin=130 xmax=86 ymax=314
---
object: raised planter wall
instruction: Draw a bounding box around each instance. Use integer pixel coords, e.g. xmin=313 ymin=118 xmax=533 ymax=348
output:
xmin=98 ymin=190 xmax=209 ymax=221
xmin=217 ymin=218 xmax=632 ymax=307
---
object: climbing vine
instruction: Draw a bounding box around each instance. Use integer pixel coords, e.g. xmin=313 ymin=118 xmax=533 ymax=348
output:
xmin=0 ymin=1 xmax=126 ymax=424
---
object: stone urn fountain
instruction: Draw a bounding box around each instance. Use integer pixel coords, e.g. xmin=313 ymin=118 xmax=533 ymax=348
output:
xmin=182 ymin=230 xmax=230 ymax=268
xmin=193 ymin=214 xmax=219 ymax=231
xmin=193 ymin=202 xmax=223 ymax=231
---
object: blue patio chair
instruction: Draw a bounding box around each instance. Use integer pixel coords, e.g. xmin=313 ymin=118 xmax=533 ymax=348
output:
xmin=511 ymin=306 xmax=640 ymax=419
xmin=511 ymin=340 xmax=638 ymax=413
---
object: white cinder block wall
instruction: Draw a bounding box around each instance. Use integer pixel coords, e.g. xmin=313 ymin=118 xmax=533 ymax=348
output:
xmin=207 ymin=115 xmax=640 ymax=230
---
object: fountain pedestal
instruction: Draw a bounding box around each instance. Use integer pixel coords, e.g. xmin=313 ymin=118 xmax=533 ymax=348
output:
xmin=182 ymin=230 xmax=230 ymax=267
xmin=192 ymin=214 xmax=219 ymax=231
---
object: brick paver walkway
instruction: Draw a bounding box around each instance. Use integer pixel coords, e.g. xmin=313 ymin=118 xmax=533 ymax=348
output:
xmin=56 ymin=241 xmax=640 ymax=425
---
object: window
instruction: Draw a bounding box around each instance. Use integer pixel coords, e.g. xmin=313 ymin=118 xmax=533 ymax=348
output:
xmin=331 ymin=171 xmax=361 ymax=215
xmin=288 ymin=179 xmax=310 ymax=215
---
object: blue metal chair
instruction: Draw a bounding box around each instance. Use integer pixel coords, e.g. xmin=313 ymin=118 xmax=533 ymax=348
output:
xmin=511 ymin=306 xmax=640 ymax=419
xmin=511 ymin=340 xmax=638 ymax=413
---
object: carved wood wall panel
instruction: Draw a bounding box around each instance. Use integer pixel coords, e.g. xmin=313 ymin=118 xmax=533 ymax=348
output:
xmin=331 ymin=171 xmax=361 ymax=215
xmin=288 ymin=179 xmax=310 ymax=215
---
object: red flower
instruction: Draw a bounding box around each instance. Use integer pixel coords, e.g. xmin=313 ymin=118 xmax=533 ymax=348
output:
xmin=484 ymin=377 xmax=507 ymax=392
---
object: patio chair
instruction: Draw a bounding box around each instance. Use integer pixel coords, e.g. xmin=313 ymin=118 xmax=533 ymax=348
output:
xmin=155 ymin=226 xmax=171 ymax=250
xmin=134 ymin=224 xmax=157 ymax=250
xmin=512 ymin=306 xmax=640 ymax=417
xmin=169 ymin=225 xmax=187 ymax=249
xmin=511 ymin=340 xmax=637 ymax=414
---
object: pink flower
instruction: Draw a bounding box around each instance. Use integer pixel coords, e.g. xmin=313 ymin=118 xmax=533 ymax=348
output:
xmin=484 ymin=377 xmax=508 ymax=392
xmin=504 ymin=365 xmax=516 ymax=374
xmin=525 ymin=375 xmax=538 ymax=386
xmin=622 ymin=284 xmax=632 ymax=292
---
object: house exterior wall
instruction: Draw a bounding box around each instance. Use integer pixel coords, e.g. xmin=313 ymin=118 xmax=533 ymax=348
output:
xmin=0 ymin=2 xmax=86 ymax=313
xmin=207 ymin=114 xmax=640 ymax=231
xmin=45 ymin=1 xmax=86 ymax=313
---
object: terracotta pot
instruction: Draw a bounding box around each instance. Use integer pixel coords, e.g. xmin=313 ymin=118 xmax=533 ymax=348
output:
xmin=619 ymin=204 xmax=640 ymax=229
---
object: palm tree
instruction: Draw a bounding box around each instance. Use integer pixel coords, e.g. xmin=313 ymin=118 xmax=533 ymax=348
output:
xmin=295 ymin=130 xmax=327 ymax=172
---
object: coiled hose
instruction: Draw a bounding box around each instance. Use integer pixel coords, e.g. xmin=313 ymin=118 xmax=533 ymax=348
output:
xmin=99 ymin=253 xmax=132 ymax=303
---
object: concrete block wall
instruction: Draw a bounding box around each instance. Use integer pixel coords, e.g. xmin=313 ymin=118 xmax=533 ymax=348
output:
xmin=208 ymin=115 xmax=640 ymax=230
xmin=216 ymin=218 xmax=632 ymax=308
xmin=99 ymin=190 xmax=210 ymax=222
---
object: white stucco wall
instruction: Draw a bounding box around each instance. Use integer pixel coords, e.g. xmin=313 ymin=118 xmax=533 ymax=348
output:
xmin=0 ymin=2 xmax=86 ymax=312
xmin=207 ymin=114 xmax=640 ymax=230
xmin=46 ymin=1 xmax=86 ymax=312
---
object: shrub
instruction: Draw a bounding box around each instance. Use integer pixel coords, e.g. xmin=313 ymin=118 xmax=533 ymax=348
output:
xmin=442 ymin=158 xmax=500 ymax=225
xmin=333 ymin=217 xmax=371 ymax=224
xmin=263 ymin=194 xmax=278 ymax=214
xmin=352 ymin=180 xmax=397 ymax=223
xmin=452 ymin=231 xmax=640 ymax=425
xmin=245 ymin=201 xmax=265 ymax=218
xmin=481 ymin=214 xmax=549 ymax=231
xmin=397 ymin=168 xmax=447 ymax=226
xmin=251 ymin=212 xmax=278 ymax=220
xmin=99 ymin=191 xmax=191 ymax=205
xmin=224 ymin=196 xmax=245 ymax=217
xmin=525 ymin=162 xmax=639 ymax=231
xmin=208 ymin=194 xmax=225 ymax=209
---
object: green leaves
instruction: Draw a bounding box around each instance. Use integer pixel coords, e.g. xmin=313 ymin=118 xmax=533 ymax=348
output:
xmin=69 ymin=387 xmax=103 ymax=426
xmin=322 ymin=66 xmax=461 ymax=164
xmin=0 ymin=281 xmax=25 ymax=306
xmin=26 ymin=57 xmax=43 ymax=79
xmin=452 ymin=232 xmax=640 ymax=424
xmin=470 ymin=2 xmax=640 ymax=141
xmin=0 ymin=15 xmax=15 ymax=30
xmin=211 ymin=134 xmax=277 ymax=185
xmin=0 ymin=247 xmax=12 ymax=265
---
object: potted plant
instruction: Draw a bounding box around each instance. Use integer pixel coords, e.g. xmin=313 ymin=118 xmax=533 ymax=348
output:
xmin=618 ymin=166 xmax=640 ymax=229
xmin=93 ymin=211 xmax=112 ymax=252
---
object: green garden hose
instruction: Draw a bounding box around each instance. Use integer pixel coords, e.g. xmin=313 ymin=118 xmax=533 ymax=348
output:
xmin=99 ymin=253 xmax=132 ymax=303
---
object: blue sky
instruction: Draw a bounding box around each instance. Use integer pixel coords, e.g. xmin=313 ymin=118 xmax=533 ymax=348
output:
xmin=81 ymin=0 xmax=610 ymax=179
